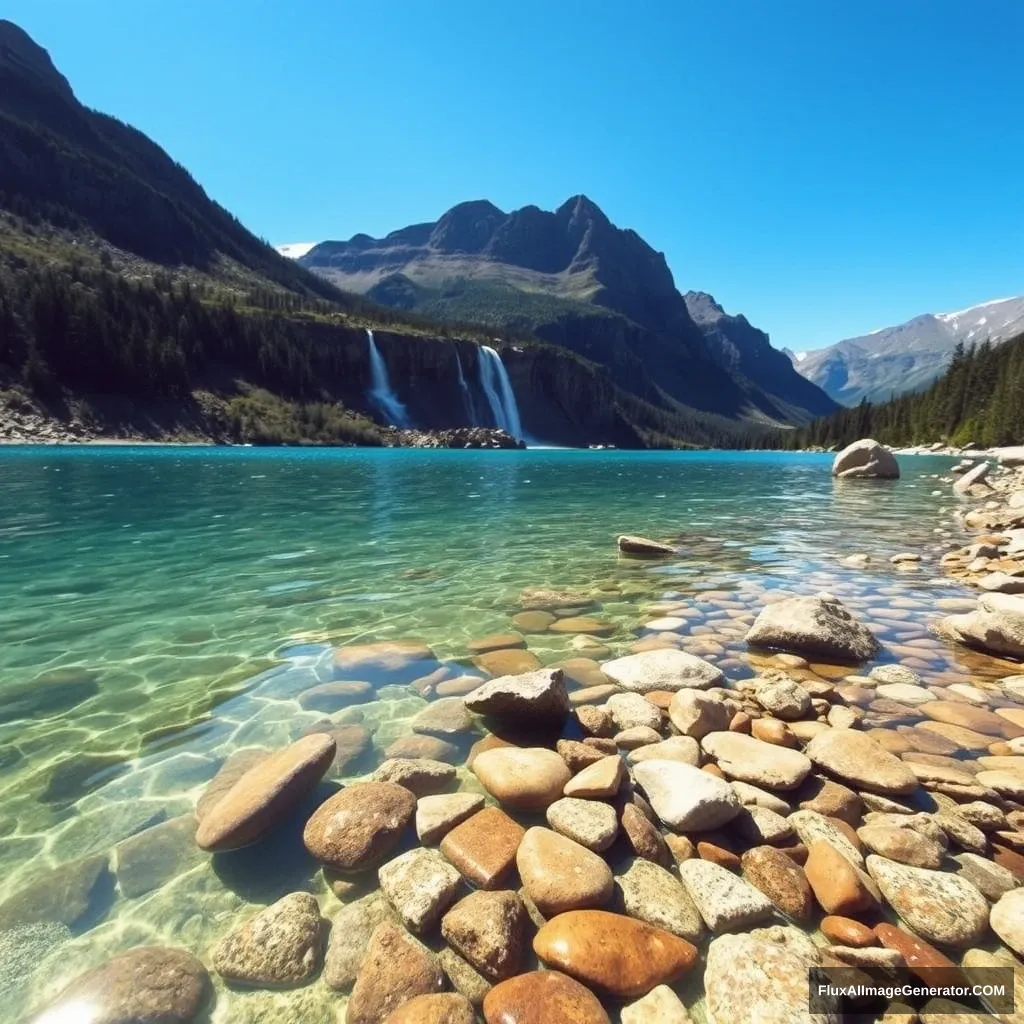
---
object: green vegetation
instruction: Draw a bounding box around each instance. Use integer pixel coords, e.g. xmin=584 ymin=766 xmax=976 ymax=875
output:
xmin=752 ymin=335 xmax=1024 ymax=450
xmin=220 ymin=388 xmax=383 ymax=446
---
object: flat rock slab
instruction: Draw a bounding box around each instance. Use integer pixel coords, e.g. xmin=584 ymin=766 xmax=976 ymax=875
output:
xmin=806 ymin=729 xmax=919 ymax=795
xmin=440 ymin=806 xmax=526 ymax=889
xmin=679 ymin=858 xmax=775 ymax=933
xmin=371 ymin=758 xmax=457 ymax=797
xmin=212 ymin=892 xmax=322 ymax=987
xmin=114 ymin=814 xmax=200 ymax=899
xmin=600 ymin=649 xmax=723 ymax=693
xmin=701 ymin=731 xmax=812 ymax=790
xmin=0 ymin=853 xmax=112 ymax=930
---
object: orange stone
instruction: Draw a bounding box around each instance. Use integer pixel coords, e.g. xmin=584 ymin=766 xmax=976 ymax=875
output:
xmin=874 ymin=923 xmax=965 ymax=986
xmin=440 ymin=807 xmax=526 ymax=888
xmin=804 ymin=841 xmax=877 ymax=915
xmin=697 ymin=841 xmax=740 ymax=871
xmin=533 ymin=910 xmax=697 ymax=999
xmin=920 ymin=701 xmax=1024 ymax=740
xmin=482 ymin=970 xmax=610 ymax=1024
xmin=821 ymin=915 xmax=878 ymax=947
xmin=474 ymin=649 xmax=542 ymax=676
xmin=384 ymin=993 xmax=475 ymax=1024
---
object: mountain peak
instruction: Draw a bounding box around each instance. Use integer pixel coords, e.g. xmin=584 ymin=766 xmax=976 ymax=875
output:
xmin=683 ymin=291 xmax=727 ymax=323
xmin=0 ymin=20 xmax=74 ymax=100
xmin=556 ymin=194 xmax=609 ymax=224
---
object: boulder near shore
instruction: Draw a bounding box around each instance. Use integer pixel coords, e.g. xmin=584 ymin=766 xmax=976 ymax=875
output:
xmin=831 ymin=438 xmax=900 ymax=479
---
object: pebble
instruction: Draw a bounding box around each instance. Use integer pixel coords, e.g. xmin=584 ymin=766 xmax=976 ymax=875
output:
xmin=372 ymin=758 xmax=457 ymax=796
xmin=533 ymin=909 xmax=697 ymax=999
xmin=954 ymin=852 xmax=1019 ymax=901
xmin=627 ymin=736 xmax=700 ymax=766
xmin=605 ymin=692 xmax=662 ymax=732
xmin=616 ymin=858 xmax=704 ymax=941
xmin=621 ymin=985 xmax=692 ymax=1024
xmin=740 ymin=845 xmax=813 ymax=920
xmin=788 ymin=810 xmax=865 ymax=868
xmin=516 ymin=826 xmax=614 ymax=915
xmin=298 ymin=680 xmax=374 ymax=711
xmin=440 ymin=890 xmax=528 ymax=982
xmin=989 ymin=887 xmax=1024 ymax=957
xmin=383 ymin=993 xmax=475 ymax=1024
xmin=820 ymin=915 xmax=878 ymax=947
xmin=563 ymin=755 xmax=625 ymax=798
xmin=621 ymin=803 xmax=673 ymax=867
xmin=412 ymin=698 xmax=476 ymax=738
xmin=754 ymin=677 xmax=811 ymax=720
xmin=378 ymin=848 xmax=462 ymax=933
xmin=546 ymin=797 xmax=618 ymax=852
xmin=212 ymin=892 xmax=322 ymax=987
xmin=472 ymin=747 xmax=571 ymax=809
xmin=794 ymin=776 xmax=862 ymax=825
xmin=323 ymin=891 xmax=397 ymax=990
xmin=857 ymin=823 xmax=945 ymax=869
xmin=874 ymin=922 xmax=962 ymax=982
xmin=557 ymin=739 xmax=609 ymax=772
xmin=667 ymin=690 xmax=731 ymax=739
xmin=600 ymin=648 xmax=724 ymax=693
xmin=632 ymin=760 xmax=741 ymax=830
xmin=482 ymin=970 xmax=611 ymax=1024
xmin=804 ymin=841 xmax=878 ymax=915
xmin=701 ymin=731 xmax=812 ymax=790
xmin=416 ymin=792 xmax=486 ymax=845
xmin=440 ymin=806 xmax=526 ymax=889
xmin=614 ymin=726 xmax=663 ymax=748
xmin=474 ymin=649 xmax=543 ymax=676
xmin=679 ymin=858 xmax=775 ymax=932
xmin=806 ymin=729 xmax=919 ymax=795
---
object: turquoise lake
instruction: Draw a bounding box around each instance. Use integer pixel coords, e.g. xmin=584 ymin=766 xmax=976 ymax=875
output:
xmin=0 ymin=447 xmax=1001 ymax=1021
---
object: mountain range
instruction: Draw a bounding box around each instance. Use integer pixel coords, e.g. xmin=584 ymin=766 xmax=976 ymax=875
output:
xmin=792 ymin=296 xmax=1024 ymax=405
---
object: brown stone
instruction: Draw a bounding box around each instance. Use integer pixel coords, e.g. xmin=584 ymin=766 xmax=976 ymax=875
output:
xmin=920 ymin=700 xmax=1024 ymax=739
xmin=473 ymin=747 xmax=571 ymax=810
xmin=195 ymin=734 xmax=335 ymax=851
xmin=511 ymin=611 xmax=557 ymax=633
xmin=621 ymin=803 xmax=672 ymax=867
xmin=467 ymin=633 xmax=526 ymax=654
xmin=665 ymin=835 xmax=695 ymax=863
xmin=794 ymin=776 xmax=863 ymax=826
xmin=821 ymin=915 xmax=878 ymax=947
xmin=347 ymin=921 xmax=444 ymax=1024
xmin=874 ymin=923 xmax=965 ymax=986
xmin=697 ymin=841 xmax=740 ymax=871
xmin=474 ymin=649 xmax=543 ymax=676
xmin=563 ymin=755 xmax=625 ymax=798
xmin=440 ymin=890 xmax=529 ymax=982
xmin=916 ymin=720 xmax=993 ymax=751
xmin=532 ymin=909 xmax=697 ymax=999
xmin=196 ymin=748 xmax=271 ymax=821
xmin=804 ymin=841 xmax=877 ymax=915
xmin=549 ymin=617 xmax=615 ymax=636
xmin=576 ymin=705 xmax=615 ymax=738
xmin=516 ymin=827 xmax=614 ymax=916
xmin=482 ymin=970 xmax=611 ymax=1024
xmin=751 ymin=718 xmax=797 ymax=747
xmin=303 ymin=782 xmax=415 ymax=870
xmin=557 ymin=739 xmax=608 ymax=772
xmin=384 ymin=993 xmax=475 ymax=1024
xmin=298 ymin=680 xmax=374 ymax=712
xmin=993 ymin=844 xmax=1024 ymax=880
xmin=435 ymin=675 xmax=486 ymax=698
xmin=740 ymin=845 xmax=813 ymax=920
xmin=385 ymin=734 xmax=460 ymax=763
xmin=440 ymin=807 xmax=526 ymax=889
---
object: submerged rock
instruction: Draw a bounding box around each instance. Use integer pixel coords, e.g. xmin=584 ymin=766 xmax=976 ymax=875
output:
xmin=806 ymin=728 xmax=919 ymax=795
xmin=472 ymin=747 xmax=570 ymax=810
xmin=600 ymin=649 xmax=723 ymax=693
xmin=745 ymin=594 xmax=879 ymax=662
xmin=617 ymin=535 xmax=677 ymax=557
xmin=378 ymin=849 xmax=461 ymax=934
xmin=323 ymin=891 xmax=397 ymax=991
xmin=440 ymin=890 xmax=528 ymax=982
xmin=516 ymin=827 xmax=614 ymax=916
xmin=383 ymin=992 xmax=475 ymax=1024
xmin=0 ymin=854 xmax=111 ymax=930
xmin=832 ymin=438 xmax=900 ymax=479
xmin=936 ymin=593 xmax=1024 ymax=659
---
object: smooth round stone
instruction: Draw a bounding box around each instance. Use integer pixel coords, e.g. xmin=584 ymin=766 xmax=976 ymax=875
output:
xmin=876 ymin=682 xmax=933 ymax=706
xmin=605 ymin=693 xmax=662 ymax=732
xmin=467 ymin=633 xmax=526 ymax=654
xmin=323 ymin=892 xmax=397 ymax=991
xmin=627 ymin=736 xmax=700 ymax=766
xmin=378 ymin=849 xmax=462 ymax=934
xmin=754 ymin=678 xmax=811 ymax=720
xmin=976 ymin=769 xmax=1024 ymax=799
xmin=705 ymin=926 xmax=836 ymax=1024
xmin=865 ymin=855 xmax=989 ymax=948
xmin=857 ymin=824 xmax=945 ymax=869
xmin=27 ymin=947 xmax=210 ymax=1024
xmin=739 ymin=845 xmax=813 ymax=920
xmin=788 ymin=810 xmax=864 ymax=868
xmin=550 ymin=617 xmax=615 ymax=636
xmin=441 ymin=890 xmax=528 ymax=982
xmin=546 ymin=798 xmax=618 ymax=852
xmin=732 ymin=780 xmax=791 ymax=815
xmin=632 ymin=760 xmax=741 ymax=831
xmin=347 ymin=922 xmax=444 ymax=1024
xmin=600 ymin=649 xmax=724 ymax=693
xmin=667 ymin=689 xmax=731 ymax=739
xmin=643 ymin=616 xmax=686 ymax=633
xmin=373 ymin=758 xmax=457 ymax=796
xmin=304 ymin=782 xmax=415 ymax=870
xmin=620 ymin=985 xmax=691 ymax=1024
xmin=440 ymin=806 xmax=526 ymax=890
xmin=473 ymin=748 xmax=571 ymax=810
xmin=435 ymin=676 xmax=485 ymax=698
xmin=335 ymin=639 xmax=436 ymax=674
xmin=412 ymin=698 xmax=476 ymax=738
xmin=416 ymin=793 xmax=486 ymax=845
xmin=750 ymin=717 xmax=797 ymax=747
xmin=512 ymin=610 xmax=557 ymax=633
xmin=804 ymin=841 xmax=878 ymax=916
xmin=533 ymin=909 xmax=697 ymax=999
xmin=212 ymin=892 xmax=322 ymax=986
xmin=679 ymin=858 xmax=775 ymax=933
xmin=616 ymin=858 xmax=705 ymax=941
xmin=384 ymin=993 xmax=475 ymax=1024
xmin=298 ymin=680 xmax=374 ymax=711
xmin=989 ymin=887 xmax=1024 ymax=956
xmin=516 ymin=827 xmax=614 ymax=916
xmin=923 ymin=700 xmax=1024 ymax=739
xmin=916 ymin=720 xmax=993 ymax=751
xmin=805 ymin=729 xmax=918 ymax=795
xmin=482 ymin=970 xmax=610 ymax=1024
xmin=195 ymin=734 xmax=336 ymax=851
xmin=820 ymin=915 xmax=878 ymax=947
xmin=474 ymin=649 xmax=543 ymax=676
xmin=701 ymin=731 xmax=812 ymax=790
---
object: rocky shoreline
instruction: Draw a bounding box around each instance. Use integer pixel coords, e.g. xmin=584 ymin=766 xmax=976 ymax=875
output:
xmin=12 ymin=444 xmax=1024 ymax=1024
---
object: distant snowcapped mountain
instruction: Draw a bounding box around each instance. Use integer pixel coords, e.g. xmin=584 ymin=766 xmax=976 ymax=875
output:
xmin=795 ymin=295 xmax=1024 ymax=405
xmin=276 ymin=242 xmax=318 ymax=259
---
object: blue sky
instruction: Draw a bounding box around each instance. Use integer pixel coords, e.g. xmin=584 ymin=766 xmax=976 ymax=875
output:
xmin=7 ymin=0 xmax=1023 ymax=352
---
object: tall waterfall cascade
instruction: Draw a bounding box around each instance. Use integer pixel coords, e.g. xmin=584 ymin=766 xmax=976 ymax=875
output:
xmin=455 ymin=352 xmax=478 ymax=425
xmin=366 ymin=329 xmax=411 ymax=427
xmin=478 ymin=345 xmax=523 ymax=439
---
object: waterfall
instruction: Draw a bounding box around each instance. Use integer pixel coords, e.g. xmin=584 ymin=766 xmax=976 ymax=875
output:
xmin=478 ymin=345 xmax=523 ymax=439
xmin=366 ymin=329 xmax=411 ymax=427
xmin=455 ymin=352 xmax=478 ymax=425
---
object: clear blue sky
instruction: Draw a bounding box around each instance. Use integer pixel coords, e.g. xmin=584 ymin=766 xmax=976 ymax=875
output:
xmin=7 ymin=0 xmax=1024 ymax=352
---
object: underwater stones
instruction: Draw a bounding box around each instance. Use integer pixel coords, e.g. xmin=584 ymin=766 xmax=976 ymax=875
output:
xmin=866 ymin=855 xmax=989 ymax=947
xmin=114 ymin=813 xmax=201 ymax=899
xmin=411 ymin=697 xmax=475 ymax=738
xmin=196 ymin=748 xmax=270 ymax=820
xmin=617 ymin=535 xmax=677 ymax=556
xmin=621 ymin=985 xmax=691 ymax=1024
xmin=333 ymin=640 xmax=437 ymax=683
xmin=466 ymin=632 xmax=526 ymax=654
xmin=804 ymin=841 xmax=878 ymax=916
xmin=323 ymin=891 xmax=397 ymax=990
xmin=701 ymin=731 xmax=812 ymax=790
xmin=679 ymin=858 xmax=775 ymax=933
xmin=745 ymin=594 xmax=879 ymax=662
xmin=440 ymin=806 xmax=526 ymax=889
xmin=740 ymin=846 xmax=813 ymax=920
xmin=472 ymin=747 xmax=571 ymax=810
xmin=616 ymin=858 xmax=704 ymax=942
xmin=806 ymin=728 xmax=919 ymax=795
xmin=346 ymin=921 xmax=443 ymax=1024
xmin=0 ymin=673 xmax=99 ymax=725
xmin=546 ymin=797 xmax=618 ymax=852
xmin=511 ymin=610 xmax=557 ymax=633
xmin=633 ymin=759 xmax=740 ymax=830
xmin=600 ymin=649 xmax=723 ymax=693
xmin=385 ymin=733 xmax=459 ymax=763
xmin=212 ymin=892 xmax=322 ymax=987
xmin=440 ymin=890 xmax=529 ymax=981
xmin=482 ymin=970 xmax=611 ymax=1024
xmin=705 ymin=926 xmax=838 ymax=1024
xmin=516 ymin=827 xmax=614 ymax=915
xmin=464 ymin=668 xmax=569 ymax=724
xmin=0 ymin=853 xmax=111 ymax=930
xmin=194 ymin=734 xmax=335 ymax=852
xmin=378 ymin=848 xmax=461 ymax=934
xmin=936 ymin=593 xmax=1024 ymax=659
xmin=832 ymin=438 xmax=900 ymax=479
xmin=383 ymin=993 xmax=475 ymax=1024
xmin=28 ymin=946 xmax=211 ymax=1024
xmin=533 ymin=910 xmax=697 ymax=999
xmin=297 ymin=680 xmax=373 ymax=712
xmin=474 ymin=649 xmax=543 ymax=676
xmin=416 ymin=792 xmax=486 ymax=845
xmin=921 ymin=700 xmax=1024 ymax=739
xmin=989 ymin=888 xmax=1024 ymax=957
xmin=549 ymin=616 xmax=615 ymax=636
xmin=372 ymin=757 xmax=456 ymax=796
xmin=303 ymin=781 xmax=415 ymax=871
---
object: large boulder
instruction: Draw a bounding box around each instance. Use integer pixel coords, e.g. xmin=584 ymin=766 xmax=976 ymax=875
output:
xmin=935 ymin=593 xmax=1024 ymax=659
xmin=995 ymin=446 xmax=1024 ymax=468
xmin=745 ymin=594 xmax=879 ymax=662
xmin=463 ymin=668 xmax=569 ymax=723
xmin=832 ymin=439 xmax=900 ymax=480
xmin=953 ymin=461 xmax=991 ymax=495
